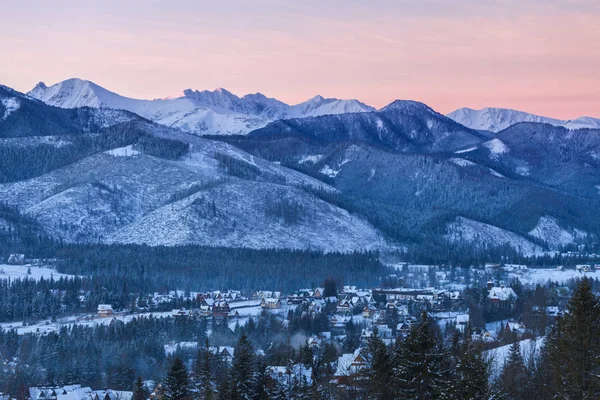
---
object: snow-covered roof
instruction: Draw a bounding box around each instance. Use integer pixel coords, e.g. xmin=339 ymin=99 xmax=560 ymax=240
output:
xmin=488 ymin=286 xmax=517 ymax=301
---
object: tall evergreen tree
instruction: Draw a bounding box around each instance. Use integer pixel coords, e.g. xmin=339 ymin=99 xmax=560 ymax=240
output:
xmin=231 ymin=335 xmax=256 ymax=400
xmin=133 ymin=376 xmax=148 ymax=400
xmin=193 ymin=339 xmax=214 ymax=399
xmin=394 ymin=311 xmax=452 ymax=400
xmin=366 ymin=327 xmax=393 ymax=399
xmin=452 ymin=337 xmax=490 ymax=400
xmin=496 ymin=340 xmax=528 ymax=400
xmin=163 ymin=356 xmax=190 ymax=400
xmin=545 ymin=278 xmax=600 ymax=399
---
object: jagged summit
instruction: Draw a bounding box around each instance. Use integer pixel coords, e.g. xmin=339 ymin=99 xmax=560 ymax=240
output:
xmin=28 ymin=79 xmax=375 ymax=135
xmin=447 ymin=106 xmax=600 ymax=132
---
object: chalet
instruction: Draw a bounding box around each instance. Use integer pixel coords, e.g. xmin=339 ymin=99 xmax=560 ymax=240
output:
xmin=199 ymin=304 xmax=212 ymax=316
xmin=260 ymin=297 xmax=281 ymax=309
xmin=576 ymin=264 xmax=592 ymax=272
xmin=314 ymin=287 xmax=324 ymax=298
xmin=266 ymin=364 xmax=313 ymax=388
xmin=171 ymin=308 xmax=190 ymax=319
xmin=97 ymin=304 xmax=113 ymax=317
xmin=336 ymin=299 xmax=352 ymax=315
xmin=7 ymin=253 xmax=25 ymax=265
xmin=488 ymin=286 xmax=517 ymax=303
xmin=332 ymin=348 xmax=369 ymax=386
xmin=361 ymin=326 xmax=393 ymax=345
xmin=362 ymin=305 xmax=377 ymax=318
xmin=211 ymin=346 xmax=234 ymax=364
xmin=396 ymin=321 xmax=411 ymax=338
xmin=212 ymin=301 xmax=230 ymax=318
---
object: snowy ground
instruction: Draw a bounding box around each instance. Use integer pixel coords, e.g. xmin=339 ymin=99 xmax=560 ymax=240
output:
xmin=510 ymin=268 xmax=600 ymax=285
xmin=0 ymin=264 xmax=77 ymax=281
xmin=0 ymin=310 xmax=173 ymax=335
xmin=485 ymin=337 xmax=545 ymax=379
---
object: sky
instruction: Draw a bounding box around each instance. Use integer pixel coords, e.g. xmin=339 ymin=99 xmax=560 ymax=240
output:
xmin=1 ymin=0 xmax=599 ymax=118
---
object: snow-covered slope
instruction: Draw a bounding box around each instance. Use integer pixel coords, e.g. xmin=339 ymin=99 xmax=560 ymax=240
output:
xmin=0 ymin=135 xmax=387 ymax=252
xmin=447 ymin=107 xmax=600 ymax=132
xmin=445 ymin=217 xmax=545 ymax=256
xmin=28 ymin=79 xmax=375 ymax=135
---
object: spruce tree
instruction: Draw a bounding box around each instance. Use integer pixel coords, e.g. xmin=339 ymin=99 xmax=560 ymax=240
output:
xmin=546 ymin=278 xmax=600 ymax=398
xmin=496 ymin=340 xmax=529 ymax=400
xmin=163 ymin=356 xmax=191 ymax=400
xmin=193 ymin=339 xmax=214 ymax=399
xmin=366 ymin=327 xmax=393 ymax=399
xmin=394 ymin=311 xmax=452 ymax=400
xmin=452 ymin=338 xmax=490 ymax=400
xmin=231 ymin=334 xmax=256 ymax=400
xmin=133 ymin=376 xmax=148 ymax=400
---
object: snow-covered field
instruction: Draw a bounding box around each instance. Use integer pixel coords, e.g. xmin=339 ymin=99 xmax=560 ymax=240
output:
xmin=485 ymin=337 xmax=545 ymax=379
xmin=510 ymin=268 xmax=600 ymax=285
xmin=0 ymin=264 xmax=77 ymax=281
xmin=0 ymin=310 xmax=174 ymax=335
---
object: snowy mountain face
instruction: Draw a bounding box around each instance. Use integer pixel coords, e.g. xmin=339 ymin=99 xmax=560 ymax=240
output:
xmin=0 ymin=85 xmax=387 ymax=252
xmin=28 ymin=79 xmax=375 ymax=135
xmin=251 ymin=99 xmax=489 ymax=153
xmin=6 ymin=82 xmax=600 ymax=254
xmin=447 ymin=107 xmax=600 ymax=132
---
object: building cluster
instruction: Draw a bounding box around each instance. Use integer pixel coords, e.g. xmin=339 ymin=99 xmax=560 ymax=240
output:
xmin=27 ymin=386 xmax=132 ymax=400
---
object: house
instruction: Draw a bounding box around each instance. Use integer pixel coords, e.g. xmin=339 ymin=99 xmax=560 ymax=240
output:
xmin=266 ymin=364 xmax=313 ymax=388
xmin=29 ymin=386 xmax=132 ymax=400
xmin=260 ymin=297 xmax=281 ymax=309
xmin=97 ymin=304 xmax=113 ymax=317
xmin=456 ymin=314 xmax=470 ymax=332
xmin=172 ymin=308 xmax=190 ymax=319
xmin=314 ymin=287 xmax=324 ymax=298
xmin=332 ymin=348 xmax=369 ymax=385
xmin=7 ymin=253 xmax=25 ymax=265
xmin=212 ymin=301 xmax=230 ymax=318
xmin=199 ymin=304 xmax=212 ymax=316
xmin=488 ymin=286 xmax=517 ymax=303
xmin=361 ymin=326 xmax=394 ymax=345
xmin=576 ymin=264 xmax=592 ymax=272
xmin=336 ymin=300 xmax=352 ymax=315
xmin=211 ymin=346 xmax=234 ymax=364
xmin=396 ymin=321 xmax=411 ymax=338
xmin=362 ymin=305 xmax=377 ymax=318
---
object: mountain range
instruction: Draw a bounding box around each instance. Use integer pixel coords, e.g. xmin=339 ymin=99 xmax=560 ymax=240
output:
xmin=28 ymin=78 xmax=374 ymax=136
xmin=2 ymin=78 xmax=600 ymax=256
xmin=27 ymin=78 xmax=600 ymax=136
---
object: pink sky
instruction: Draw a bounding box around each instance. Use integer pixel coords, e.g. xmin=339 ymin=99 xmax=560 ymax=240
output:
xmin=1 ymin=0 xmax=599 ymax=118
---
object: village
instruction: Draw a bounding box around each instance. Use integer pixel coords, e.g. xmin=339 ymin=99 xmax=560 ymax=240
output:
xmin=2 ymin=253 xmax=599 ymax=398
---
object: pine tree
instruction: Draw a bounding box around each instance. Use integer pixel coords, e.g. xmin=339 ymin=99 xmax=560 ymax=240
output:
xmin=193 ymin=339 xmax=214 ymax=399
xmin=231 ymin=334 xmax=256 ymax=400
xmin=394 ymin=311 xmax=452 ymax=400
xmin=163 ymin=356 xmax=191 ymax=400
xmin=546 ymin=278 xmax=600 ymax=399
xmin=452 ymin=338 xmax=490 ymax=400
xmin=496 ymin=340 xmax=529 ymax=400
xmin=366 ymin=327 xmax=393 ymax=399
xmin=133 ymin=376 xmax=148 ymax=400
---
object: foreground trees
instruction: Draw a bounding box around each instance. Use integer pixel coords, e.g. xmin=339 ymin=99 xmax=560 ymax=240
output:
xmin=544 ymin=278 xmax=600 ymax=399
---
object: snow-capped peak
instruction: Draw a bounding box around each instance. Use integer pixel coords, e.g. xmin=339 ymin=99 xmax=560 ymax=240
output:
xmin=28 ymin=78 xmax=376 ymax=135
xmin=447 ymin=107 xmax=600 ymax=132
